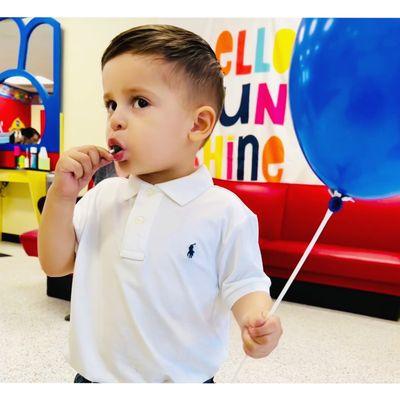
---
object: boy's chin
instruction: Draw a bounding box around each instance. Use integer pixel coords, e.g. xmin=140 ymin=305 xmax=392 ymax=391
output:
xmin=114 ymin=161 xmax=133 ymax=178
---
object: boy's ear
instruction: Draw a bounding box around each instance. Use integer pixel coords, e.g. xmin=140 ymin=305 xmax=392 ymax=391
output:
xmin=188 ymin=106 xmax=216 ymax=145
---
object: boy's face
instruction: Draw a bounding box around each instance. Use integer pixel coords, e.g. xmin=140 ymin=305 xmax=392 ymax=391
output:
xmin=102 ymin=53 xmax=197 ymax=180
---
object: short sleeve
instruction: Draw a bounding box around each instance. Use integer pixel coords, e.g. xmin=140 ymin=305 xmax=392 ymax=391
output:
xmin=72 ymin=186 xmax=99 ymax=252
xmin=217 ymin=211 xmax=271 ymax=310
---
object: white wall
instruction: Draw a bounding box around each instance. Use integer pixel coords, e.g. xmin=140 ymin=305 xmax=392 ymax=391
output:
xmin=59 ymin=18 xmax=156 ymax=151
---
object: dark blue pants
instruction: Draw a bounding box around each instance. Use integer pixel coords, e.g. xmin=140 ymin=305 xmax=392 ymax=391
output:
xmin=74 ymin=372 xmax=215 ymax=383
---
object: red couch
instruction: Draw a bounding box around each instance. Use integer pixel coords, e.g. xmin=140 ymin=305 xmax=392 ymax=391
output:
xmin=213 ymin=179 xmax=400 ymax=298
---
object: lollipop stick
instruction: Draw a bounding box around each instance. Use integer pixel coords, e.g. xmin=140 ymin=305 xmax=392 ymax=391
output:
xmin=109 ymin=145 xmax=123 ymax=155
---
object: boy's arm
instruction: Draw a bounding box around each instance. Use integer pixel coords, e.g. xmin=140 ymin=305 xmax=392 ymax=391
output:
xmin=38 ymin=145 xmax=113 ymax=277
xmin=231 ymin=291 xmax=273 ymax=330
xmin=218 ymin=211 xmax=282 ymax=358
xmin=38 ymin=186 xmax=77 ymax=277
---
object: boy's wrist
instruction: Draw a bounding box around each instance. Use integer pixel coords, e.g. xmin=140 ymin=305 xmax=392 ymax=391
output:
xmin=232 ymin=292 xmax=273 ymax=329
xmin=47 ymin=184 xmax=78 ymax=204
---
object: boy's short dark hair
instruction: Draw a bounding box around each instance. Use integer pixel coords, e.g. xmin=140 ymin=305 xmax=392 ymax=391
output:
xmin=101 ymin=24 xmax=225 ymax=149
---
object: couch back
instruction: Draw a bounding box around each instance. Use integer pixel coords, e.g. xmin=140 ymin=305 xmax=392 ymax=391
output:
xmin=213 ymin=179 xmax=287 ymax=241
xmin=213 ymin=179 xmax=400 ymax=253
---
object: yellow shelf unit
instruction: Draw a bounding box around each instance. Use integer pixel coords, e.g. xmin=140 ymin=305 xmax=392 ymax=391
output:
xmin=0 ymin=169 xmax=48 ymax=239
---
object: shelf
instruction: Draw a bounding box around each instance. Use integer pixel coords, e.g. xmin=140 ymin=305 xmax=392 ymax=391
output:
xmin=0 ymin=168 xmax=48 ymax=239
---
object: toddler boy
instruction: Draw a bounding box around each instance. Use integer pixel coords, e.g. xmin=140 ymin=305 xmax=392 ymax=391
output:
xmin=39 ymin=24 xmax=283 ymax=383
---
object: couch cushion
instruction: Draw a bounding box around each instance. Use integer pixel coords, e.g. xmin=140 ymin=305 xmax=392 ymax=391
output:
xmin=320 ymin=196 xmax=400 ymax=253
xmin=20 ymin=229 xmax=38 ymax=257
xmin=260 ymin=239 xmax=400 ymax=296
xmin=213 ymin=179 xmax=287 ymax=240
xmin=282 ymin=183 xmax=400 ymax=253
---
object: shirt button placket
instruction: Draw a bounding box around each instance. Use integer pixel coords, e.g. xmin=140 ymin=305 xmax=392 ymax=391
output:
xmin=120 ymin=186 xmax=161 ymax=261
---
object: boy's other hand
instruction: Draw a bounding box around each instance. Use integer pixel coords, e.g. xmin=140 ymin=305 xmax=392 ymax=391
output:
xmin=52 ymin=145 xmax=114 ymax=200
xmin=241 ymin=312 xmax=283 ymax=359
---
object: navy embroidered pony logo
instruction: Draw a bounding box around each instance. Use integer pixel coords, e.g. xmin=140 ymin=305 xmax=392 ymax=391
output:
xmin=187 ymin=243 xmax=196 ymax=258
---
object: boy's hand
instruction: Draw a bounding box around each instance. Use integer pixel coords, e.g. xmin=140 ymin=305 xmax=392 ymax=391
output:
xmin=52 ymin=145 xmax=114 ymax=200
xmin=241 ymin=312 xmax=283 ymax=359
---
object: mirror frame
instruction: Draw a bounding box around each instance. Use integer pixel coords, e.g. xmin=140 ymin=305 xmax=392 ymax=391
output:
xmin=0 ymin=17 xmax=61 ymax=161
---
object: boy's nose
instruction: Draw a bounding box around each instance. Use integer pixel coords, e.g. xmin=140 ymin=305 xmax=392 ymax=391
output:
xmin=111 ymin=120 xmax=127 ymax=131
xmin=111 ymin=122 xmax=124 ymax=131
xmin=110 ymin=113 xmax=127 ymax=131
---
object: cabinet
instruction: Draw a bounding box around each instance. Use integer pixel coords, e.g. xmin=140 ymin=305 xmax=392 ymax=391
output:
xmin=0 ymin=168 xmax=47 ymax=238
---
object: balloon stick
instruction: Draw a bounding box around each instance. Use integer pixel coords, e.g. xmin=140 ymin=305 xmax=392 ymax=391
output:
xmin=230 ymin=205 xmax=336 ymax=383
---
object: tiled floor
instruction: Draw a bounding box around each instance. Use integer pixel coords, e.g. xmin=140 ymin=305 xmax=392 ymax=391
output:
xmin=1 ymin=241 xmax=399 ymax=383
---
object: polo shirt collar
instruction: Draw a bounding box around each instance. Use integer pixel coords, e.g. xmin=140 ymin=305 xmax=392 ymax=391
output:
xmin=121 ymin=164 xmax=214 ymax=206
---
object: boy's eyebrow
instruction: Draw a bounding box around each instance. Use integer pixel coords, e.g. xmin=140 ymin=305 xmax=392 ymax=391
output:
xmin=103 ymin=87 xmax=159 ymax=101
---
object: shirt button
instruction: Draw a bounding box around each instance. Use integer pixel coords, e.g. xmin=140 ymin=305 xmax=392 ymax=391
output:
xmin=135 ymin=216 xmax=145 ymax=224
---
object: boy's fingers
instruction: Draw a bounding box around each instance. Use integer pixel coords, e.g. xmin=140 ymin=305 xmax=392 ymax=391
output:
xmin=249 ymin=316 xmax=282 ymax=337
xmin=252 ymin=333 xmax=269 ymax=346
xmin=242 ymin=315 xmax=283 ymax=358
xmin=249 ymin=324 xmax=270 ymax=337
xmin=246 ymin=310 xmax=268 ymax=328
xmin=71 ymin=151 xmax=93 ymax=181
xmin=242 ymin=327 xmax=257 ymax=354
xmin=96 ymin=146 xmax=114 ymax=162
xmin=87 ymin=148 xmax=101 ymax=168
xmin=242 ymin=329 xmax=270 ymax=358
xmin=76 ymin=145 xmax=114 ymax=163
xmin=82 ymin=146 xmax=114 ymax=176
xmin=67 ymin=158 xmax=84 ymax=180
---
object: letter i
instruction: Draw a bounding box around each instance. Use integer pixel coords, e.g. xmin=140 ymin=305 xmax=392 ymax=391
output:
xmin=226 ymin=135 xmax=235 ymax=180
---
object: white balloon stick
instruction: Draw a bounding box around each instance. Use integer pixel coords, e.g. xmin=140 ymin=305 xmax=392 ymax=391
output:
xmin=230 ymin=208 xmax=334 ymax=383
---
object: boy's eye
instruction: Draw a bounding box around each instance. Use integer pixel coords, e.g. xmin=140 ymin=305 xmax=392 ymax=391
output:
xmin=132 ymin=97 xmax=149 ymax=109
xmin=104 ymin=97 xmax=149 ymax=112
xmin=105 ymin=100 xmax=117 ymax=112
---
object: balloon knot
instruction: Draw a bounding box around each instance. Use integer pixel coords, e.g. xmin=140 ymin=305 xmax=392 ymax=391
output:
xmin=328 ymin=189 xmax=354 ymax=212
xmin=328 ymin=196 xmax=343 ymax=212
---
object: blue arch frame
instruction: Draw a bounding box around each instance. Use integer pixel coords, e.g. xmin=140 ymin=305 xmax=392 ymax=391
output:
xmin=0 ymin=17 xmax=61 ymax=154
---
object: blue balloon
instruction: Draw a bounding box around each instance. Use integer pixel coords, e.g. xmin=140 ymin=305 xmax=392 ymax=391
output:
xmin=289 ymin=18 xmax=400 ymax=199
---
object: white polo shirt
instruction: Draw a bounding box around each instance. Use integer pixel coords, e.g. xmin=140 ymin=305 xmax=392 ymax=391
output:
xmin=67 ymin=164 xmax=271 ymax=383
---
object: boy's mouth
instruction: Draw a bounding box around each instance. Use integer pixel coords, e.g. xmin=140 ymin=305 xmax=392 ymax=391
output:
xmin=109 ymin=145 xmax=123 ymax=155
xmin=112 ymin=149 xmax=128 ymax=162
xmin=108 ymin=140 xmax=128 ymax=162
